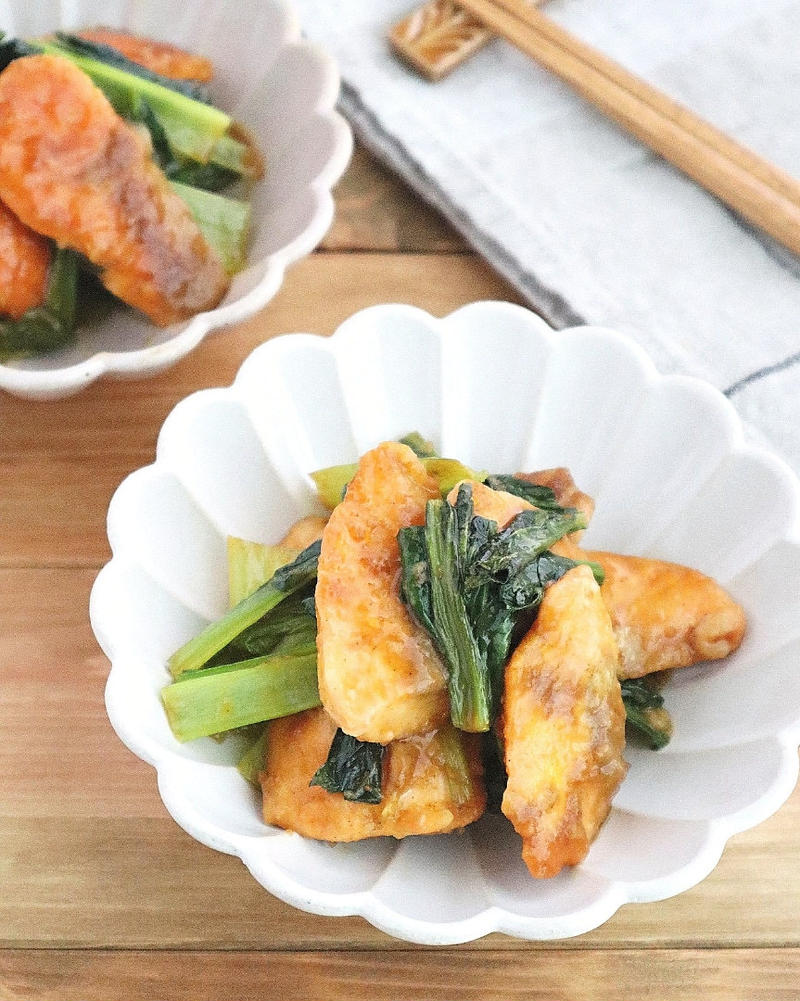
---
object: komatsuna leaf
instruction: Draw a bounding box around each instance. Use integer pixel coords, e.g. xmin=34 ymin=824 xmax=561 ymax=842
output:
xmin=465 ymin=506 xmax=587 ymax=588
xmin=484 ymin=474 xmax=563 ymax=510
xmin=310 ymin=728 xmax=384 ymax=803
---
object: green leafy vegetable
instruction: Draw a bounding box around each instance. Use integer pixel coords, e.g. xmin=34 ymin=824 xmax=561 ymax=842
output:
xmin=227 ymin=537 xmax=300 ymax=607
xmin=465 ymin=506 xmax=587 ymax=589
xmin=399 ymin=431 xmax=437 ymax=457
xmin=422 ymin=490 xmax=493 ymax=732
xmin=399 ymin=483 xmax=594 ymax=731
xmin=170 ymin=180 xmax=251 ymax=274
xmin=161 ymin=651 xmax=320 ymax=742
xmin=0 ymin=246 xmax=79 ymax=360
xmin=484 ymin=474 xmax=564 ymax=510
xmin=167 ymin=540 xmax=320 ymax=677
xmin=37 ymin=38 xmax=230 ymax=163
xmin=310 ymin=728 xmax=384 ymax=803
xmin=237 ymin=725 xmax=269 ymax=786
xmin=481 ymin=732 xmax=507 ymax=814
xmin=499 ymin=551 xmax=604 ymax=610
xmin=53 ymin=32 xmax=211 ymax=101
xmin=217 ymin=589 xmax=317 ymax=662
xmin=396 ymin=525 xmax=435 ymax=637
xmin=621 ymin=678 xmax=673 ymax=749
xmin=0 ymin=36 xmax=35 ymax=73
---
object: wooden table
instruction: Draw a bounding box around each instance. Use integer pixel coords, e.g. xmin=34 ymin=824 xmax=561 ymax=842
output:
xmin=2 ymin=144 xmax=799 ymax=1001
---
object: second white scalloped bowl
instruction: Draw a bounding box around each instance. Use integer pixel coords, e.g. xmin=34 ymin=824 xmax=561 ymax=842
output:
xmin=0 ymin=0 xmax=352 ymax=399
xmin=91 ymin=301 xmax=800 ymax=944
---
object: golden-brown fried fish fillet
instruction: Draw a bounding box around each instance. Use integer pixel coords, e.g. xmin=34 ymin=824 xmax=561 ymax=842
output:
xmin=0 ymin=198 xmax=50 ymax=319
xmin=585 ymin=550 xmax=746 ymax=679
xmin=501 ymin=565 xmax=627 ymax=878
xmin=261 ymin=707 xmax=485 ymax=841
xmin=316 ymin=442 xmax=449 ymax=743
xmin=0 ymin=55 xmax=229 ymax=326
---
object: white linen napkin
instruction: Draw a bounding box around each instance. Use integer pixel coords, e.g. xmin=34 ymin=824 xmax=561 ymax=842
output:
xmin=295 ymin=0 xmax=800 ymax=476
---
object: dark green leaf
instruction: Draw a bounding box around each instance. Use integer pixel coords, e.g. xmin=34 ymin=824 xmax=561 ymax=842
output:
xmin=168 ymin=540 xmax=321 ymax=676
xmin=218 ymin=587 xmax=317 ymax=661
xmin=310 ymin=729 xmax=384 ymax=803
xmin=484 ymin=475 xmax=564 ymax=510
xmin=620 ymin=677 xmax=665 ymax=710
xmin=0 ymin=247 xmax=79 ymax=359
xmin=465 ymin=507 xmax=587 ymax=588
xmin=621 ymin=678 xmax=673 ymax=749
xmin=425 ymin=496 xmax=492 ymax=732
xmin=500 ymin=551 xmax=604 ymax=610
xmin=481 ymin=731 xmax=507 ymax=814
xmin=397 ymin=525 xmax=435 ymax=636
xmin=399 ymin=431 xmax=437 ymax=457
xmin=0 ymin=37 xmax=35 ymax=73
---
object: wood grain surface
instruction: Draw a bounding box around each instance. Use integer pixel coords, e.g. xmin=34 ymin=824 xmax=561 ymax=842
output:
xmin=1 ymin=142 xmax=798 ymax=1000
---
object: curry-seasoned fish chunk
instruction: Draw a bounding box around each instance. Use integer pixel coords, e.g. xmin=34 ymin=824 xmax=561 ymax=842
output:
xmin=501 ymin=565 xmax=627 ymax=878
xmin=585 ymin=550 xmax=746 ymax=679
xmin=0 ymin=199 xmax=50 ymax=319
xmin=0 ymin=55 xmax=229 ymax=326
xmin=261 ymin=707 xmax=486 ymax=841
xmin=316 ymin=442 xmax=449 ymax=743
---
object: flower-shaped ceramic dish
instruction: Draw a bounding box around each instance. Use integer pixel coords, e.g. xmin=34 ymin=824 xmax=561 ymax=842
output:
xmin=90 ymin=301 xmax=800 ymax=944
xmin=0 ymin=0 xmax=351 ymax=400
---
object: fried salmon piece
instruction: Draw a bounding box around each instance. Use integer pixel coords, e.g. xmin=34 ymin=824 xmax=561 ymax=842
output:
xmin=76 ymin=27 xmax=214 ymax=82
xmin=501 ymin=565 xmax=627 ymax=878
xmin=0 ymin=55 xmax=229 ymax=326
xmin=0 ymin=199 xmax=50 ymax=319
xmin=584 ymin=550 xmax=747 ymax=679
xmin=316 ymin=442 xmax=449 ymax=743
xmin=261 ymin=707 xmax=486 ymax=841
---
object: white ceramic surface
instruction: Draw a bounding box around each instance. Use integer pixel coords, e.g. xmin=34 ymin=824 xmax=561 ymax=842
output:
xmin=0 ymin=0 xmax=352 ymax=399
xmin=91 ymin=302 xmax=800 ymax=944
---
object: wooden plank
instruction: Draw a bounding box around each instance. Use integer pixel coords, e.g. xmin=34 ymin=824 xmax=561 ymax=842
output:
xmin=2 ymin=948 xmax=800 ymax=1001
xmin=3 ymin=567 xmax=800 ymax=950
xmin=0 ymin=253 xmax=522 ymax=568
xmin=320 ymin=144 xmax=466 ymax=252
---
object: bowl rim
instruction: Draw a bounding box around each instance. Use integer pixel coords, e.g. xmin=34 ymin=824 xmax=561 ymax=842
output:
xmin=91 ymin=300 xmax=800 ymax=944
xmin=0 ymin=0 xmax=353 ymax=400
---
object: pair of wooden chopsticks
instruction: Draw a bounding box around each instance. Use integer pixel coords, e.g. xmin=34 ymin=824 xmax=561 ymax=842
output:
xmin=410 ymin=0 xmax=800 ymax=256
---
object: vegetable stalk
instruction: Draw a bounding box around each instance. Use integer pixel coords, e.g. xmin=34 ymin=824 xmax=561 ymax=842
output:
xmin=162 ymin=652 xmax=320 ymax=742
xmin=167 ymin=541 xmax=320 ymax=676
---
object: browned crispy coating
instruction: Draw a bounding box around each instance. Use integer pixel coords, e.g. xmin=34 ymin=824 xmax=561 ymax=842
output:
xmin=261 ymin=707 xmax=486 ymax=841
xmin=501 ymin=565 xmax=627 ymax=878
xmin=585 ymin=550 xmax=747 ymax=679
xmin=316 ymin=442 xmax=450 ymax=743
xmin=77 ymin=27 xmax=214 ymax=82
xmin=0 ymin=199 xmax=50 ymax=319
xmin=0 ymin=55 xmax=229 ymax=326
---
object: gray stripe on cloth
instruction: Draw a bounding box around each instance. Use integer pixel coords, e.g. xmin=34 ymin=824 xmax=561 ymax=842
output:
xmin=338 ymin=82 xmax=586 ymax=330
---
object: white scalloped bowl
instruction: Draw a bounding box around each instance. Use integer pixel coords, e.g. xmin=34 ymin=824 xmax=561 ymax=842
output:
xmin=90 ymin=302 xmax=800 ymax=944
xmin=0 ymin=0 xmax=351 ymax=400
